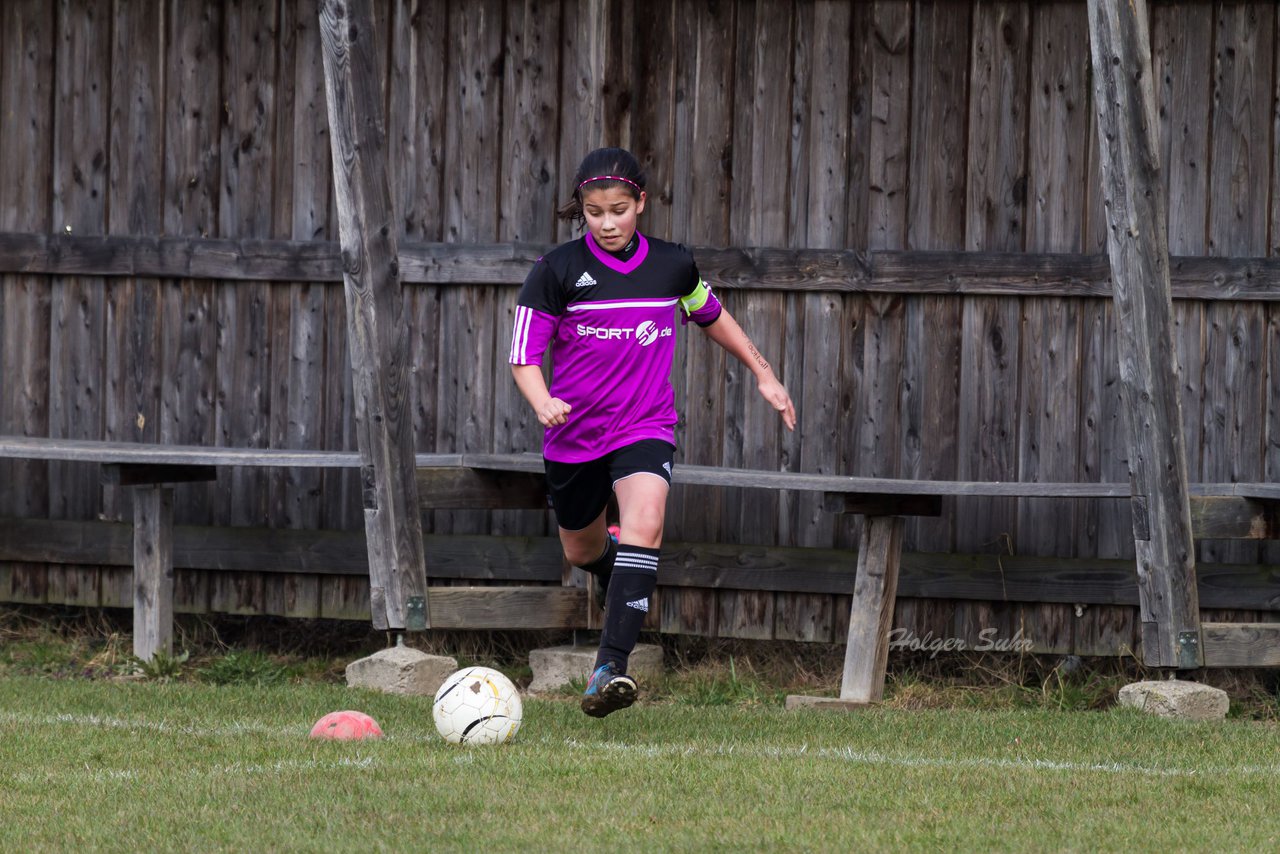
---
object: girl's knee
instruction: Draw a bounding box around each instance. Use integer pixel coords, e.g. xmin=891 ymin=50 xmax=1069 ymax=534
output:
xmin=621 ymin=505 xmax=665 ymax=547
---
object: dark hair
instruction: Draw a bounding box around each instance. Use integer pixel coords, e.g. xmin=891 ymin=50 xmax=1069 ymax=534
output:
xmin=556 ymin=147 xmax=647 ymax=225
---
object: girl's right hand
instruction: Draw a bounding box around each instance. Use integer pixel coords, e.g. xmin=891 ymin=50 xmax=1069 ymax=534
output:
xmin=537 ymin=398 xmax=572 ymax=427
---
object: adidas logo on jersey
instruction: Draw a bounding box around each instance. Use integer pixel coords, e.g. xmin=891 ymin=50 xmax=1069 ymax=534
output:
xmin=625 ymin=598 xmax=650 ymax=613
xmin=574 ymin=271 xmax=597 ymax=288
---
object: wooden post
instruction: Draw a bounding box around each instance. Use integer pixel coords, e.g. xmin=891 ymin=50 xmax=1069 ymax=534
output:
xmin=1086 ymin=0 xmax=1200 ymax=668
xmin=319 ymin=0 xmax=428 ymax=630
xmin=133 ymin=485 xmax=173 ymax=661
xmin=840 ymin=516 xmax=905 ymax=703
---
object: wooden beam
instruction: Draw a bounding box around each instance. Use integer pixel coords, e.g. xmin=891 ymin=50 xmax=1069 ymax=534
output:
xmin=320 ymin=0 xmax=427 ymax=631
xmin=132 ymin=486 xmax=173 ymax=661
xmin=839 ymin=516 xmax=903 ymax=704
xmin=415 ymin=468 xmax=548 ymax=511
xmin=426 ymin=586 xmax=586 ymax=629
xmin=10 ymin=231 xmax=1280 ymax=301
xmin=1201 ymin=623 xmax=1280 ymax=668
xmin=1190 ymin=496 xmax=1280 ymax=540
xmin=822 ymin=492 xmax=943 ymax=517
xmin=1087 ymin=0 xmax=1200 ymax=668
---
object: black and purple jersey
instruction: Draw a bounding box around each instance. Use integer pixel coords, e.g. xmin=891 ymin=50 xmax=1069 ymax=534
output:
xmin=510 ymin=232 xmax=723 ymax=463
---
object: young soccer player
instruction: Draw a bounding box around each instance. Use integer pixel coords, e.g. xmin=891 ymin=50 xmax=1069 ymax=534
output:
xmin=510 ymin=148 xmax=796 ymax=717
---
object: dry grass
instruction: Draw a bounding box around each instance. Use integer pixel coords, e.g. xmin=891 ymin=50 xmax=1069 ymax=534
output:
xmin=3 ymin=605 xmax=1280 ymax=718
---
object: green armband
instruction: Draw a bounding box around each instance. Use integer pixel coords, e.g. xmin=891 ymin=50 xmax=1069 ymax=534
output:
xmin=679 ymin=279 xmax=711 ymax=315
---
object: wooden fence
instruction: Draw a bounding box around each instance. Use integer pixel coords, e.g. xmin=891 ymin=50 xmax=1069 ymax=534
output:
xmin=2 ymin=0 xmax=1279 ymax=652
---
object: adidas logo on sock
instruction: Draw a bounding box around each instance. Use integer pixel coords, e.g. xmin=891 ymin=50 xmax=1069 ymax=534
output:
xmin=574 ymin=271 xmax=597 ymax=288
xmin=625 ymin=598 xmax=650 ymax=613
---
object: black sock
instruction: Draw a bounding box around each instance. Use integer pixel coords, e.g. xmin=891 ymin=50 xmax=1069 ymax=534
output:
xmin=595 ymin=545 xmax=659 ymax=672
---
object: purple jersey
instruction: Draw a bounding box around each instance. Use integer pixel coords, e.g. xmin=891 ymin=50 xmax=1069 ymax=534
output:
xmin=510 ymin=232 xmax=722 ymax=463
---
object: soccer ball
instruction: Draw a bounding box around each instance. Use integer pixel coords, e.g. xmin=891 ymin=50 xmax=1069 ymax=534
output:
xmin=432 ymin=666 xmax=523 ymax=745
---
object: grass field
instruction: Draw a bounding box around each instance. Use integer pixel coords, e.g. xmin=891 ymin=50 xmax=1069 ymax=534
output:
xmin=3 ymin=673 xmax=1280 ymax=852
xmin=3 ymin=608 xmax=1279 ymax=851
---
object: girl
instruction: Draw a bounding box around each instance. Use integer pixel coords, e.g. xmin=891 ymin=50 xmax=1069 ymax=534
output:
xmin=510 ymin=148 xmax=796 ymax=717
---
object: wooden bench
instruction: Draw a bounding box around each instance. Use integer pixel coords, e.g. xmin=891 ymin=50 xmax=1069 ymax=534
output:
xmin=465 ymin=453 xmax=1280 ymax=703
xmin=4 ymin=438 xmax=1279 ymax=697
xmin=0 ymin=437 xmax=573 ymax=659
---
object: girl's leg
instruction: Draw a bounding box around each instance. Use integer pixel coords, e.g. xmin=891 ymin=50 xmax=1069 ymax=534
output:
xmin=595 ymin=473 xmax=668 ymax=671
xmin=557 ymin=510 xmax=609 ymax=567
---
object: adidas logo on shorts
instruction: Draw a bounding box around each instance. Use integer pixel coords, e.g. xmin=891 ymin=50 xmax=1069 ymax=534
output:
xmin=625 ymin=598 xmax=650 ymax=613
xmin=574 ymin=271 xmax=597 ymax=288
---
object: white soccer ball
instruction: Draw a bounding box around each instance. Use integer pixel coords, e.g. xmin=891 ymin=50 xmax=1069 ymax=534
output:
xmin=432 ymin=666 xmax=523 ymax=745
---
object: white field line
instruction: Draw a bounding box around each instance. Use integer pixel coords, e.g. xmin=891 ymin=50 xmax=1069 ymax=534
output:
xmin=3 ymin=710 xmax=1278 ymax=781
xmin=554 ymin=737 xmax=1280 ymax=780
xmin=4 ymin=756 xmax=379 ymax=786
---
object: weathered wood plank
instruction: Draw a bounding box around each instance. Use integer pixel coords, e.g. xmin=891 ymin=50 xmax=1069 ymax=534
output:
xmin=1016 ymin=298 xmax=1082 ymax=558
xmin=47 ymin=279 xmax=105 ymax=519
xmin=629 ymin=0 xmax=676 ymax=238
xmin=1202 ymin=623 xmax=1280 ymax=668
xmin=17 ymin=232 xmax=1280 ymax=300
xmin=321 ymin=283 xmax=361 ymax=532
xmin=955 ymin=298 xmax=1019 ymax=554
xmin=843 ymin=2 xmax=873 ymax=250
xmin=840 ymin=515 xmax=903 ymax=704
xmin=54 ymin=0 xmax=110 ymax=235
xmin=387 ymin=0 xmax=443 ymax=241
xmin=214 ymin=0 xmax=277 ymax=552
xmin=1265 ymin=304 xmax=1280 ymax=568
xmin=1087 ymin=0 xmax=1200 ymax=668
xmin=415 ymin=467 xmax=547 ymax=511
xmin=0 ymin=434 xmax=459 ymax=468
xmin=787 ymin=0 xmax=851 ymax=554
xmin=0 ymin=0 xmax=55 ymax=550
xmin=866 ymin=0 xmax=912 ymax=250
xmin=907 ymin=0 xmax=970 ymax=252
xmin=1 ymin=283 xmax=52 ymax=521
xmin=0 ymin=1 xmax=54 ymax=233
xmin=1199 ymin=302 xmax=1266 ymax=566
xmin=132 ymin=485 xmax=174 ymax=660
xmin=906 ymin=297 xmax=963 ymax=553
xmin=110 ymin=0 xmax=164 ymax=236
xmin=491 ymin=0 xmax=561 ymax=541
xmin=427 ymin=586 xmax=586 ymax=629
xmin=1152 ymin=1 xmax=1212 ymax=257
xmin=554 ymin=0 xmax=604 ymax=242
xmin=1078 ymin=300 xmax=1133 ymax=560
xmin=161 ymin=0 xmax=222 ymax=589
xmin=959 ymin=4 xmax=1027 ymax=558
xmin=163 ymin=0 xmax=221 ymax=238
xmin=667 ymin=0 xmax=735 ymax=564
xmin=10 ymin=509 xmax=1280 ymax=614
xmin=1028 ymin=2 xmax=1090 ymax=253
xmin=320 ymin=0 xmax=428 ymax=630
xmin=966 ymin=1 xmax=1029 ymax=254
xmin=1207 ymin=2 xmax=1273 ymax=259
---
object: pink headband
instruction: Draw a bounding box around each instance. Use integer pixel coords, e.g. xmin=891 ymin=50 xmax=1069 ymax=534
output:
xmin=577 ymin=174 xmax=642 ymax=192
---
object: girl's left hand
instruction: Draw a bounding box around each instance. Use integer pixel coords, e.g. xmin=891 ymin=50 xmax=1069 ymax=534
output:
xmin=757 ymin=378 xmax=797 ymax=431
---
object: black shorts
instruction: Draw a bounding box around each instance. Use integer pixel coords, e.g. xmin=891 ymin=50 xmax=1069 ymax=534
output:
xmin=544 ymin=439 xmax=675 ymax=531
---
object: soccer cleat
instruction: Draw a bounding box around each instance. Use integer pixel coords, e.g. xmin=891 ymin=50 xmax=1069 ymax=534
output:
xmin=593 ymin=526 xmax=621 ymax=612
xmin=580 ymin=661 xmax=637 ymax=718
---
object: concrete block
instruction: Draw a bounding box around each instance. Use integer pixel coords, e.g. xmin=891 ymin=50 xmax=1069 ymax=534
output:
xmin=1117 ymin=679 xmax=1229 ymax=722
xmin=345 ymin=645 xmax=458 ymax=697
xmin=527 ymin=643 xmax=664 ymax=694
